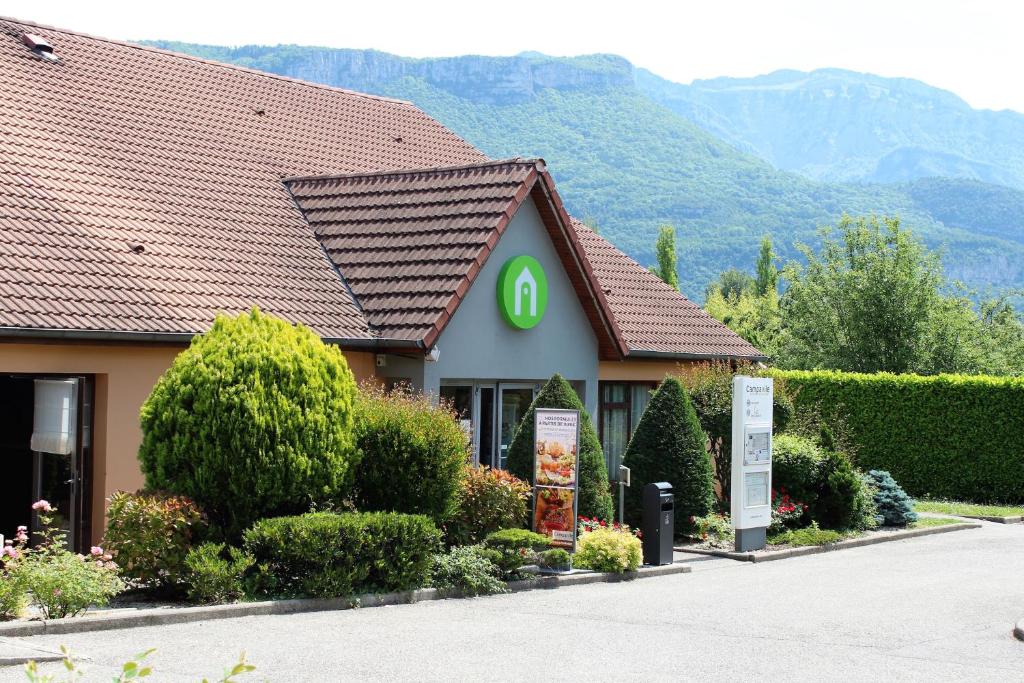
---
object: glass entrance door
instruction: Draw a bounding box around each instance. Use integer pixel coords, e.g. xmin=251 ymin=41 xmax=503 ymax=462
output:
xmin=31 ymin=378 xmax=81 ymax=551
xmin=497 ymin=384 xmax=536 ymax=470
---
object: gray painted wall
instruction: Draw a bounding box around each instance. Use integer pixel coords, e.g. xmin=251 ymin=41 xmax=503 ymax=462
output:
xmin=377 ymin=196 xmax=600 ymax=415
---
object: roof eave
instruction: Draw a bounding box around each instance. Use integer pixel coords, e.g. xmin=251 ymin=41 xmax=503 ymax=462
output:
xmin=626 ymin=348 xmax=771 ymax=363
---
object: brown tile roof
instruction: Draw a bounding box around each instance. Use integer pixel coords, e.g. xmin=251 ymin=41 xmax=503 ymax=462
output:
xmin=573 ymin=218 xmax=766 ymax=360
xmin=0 ymin=17 xmax=483 ymax=340
xmin=0 ymin=15 xmax=763 ymax=360
xmin=287 ymin=159 xmax=627 ymax=358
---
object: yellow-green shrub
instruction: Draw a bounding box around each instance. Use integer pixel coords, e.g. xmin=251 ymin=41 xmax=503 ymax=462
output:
xmin=573 ymin=528 xmax=642 ymax=573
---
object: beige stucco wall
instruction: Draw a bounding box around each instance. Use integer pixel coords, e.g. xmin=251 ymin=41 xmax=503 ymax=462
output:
xmin=598 ymin=359 xmax=699 ymax=382
xmin=0 ymin=341 xmax=375 ymax=544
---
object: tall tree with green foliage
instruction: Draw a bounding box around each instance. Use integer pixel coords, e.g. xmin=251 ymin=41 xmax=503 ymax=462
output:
xmin=781 ymin=215 xmax=943 ymax=373
xmin=755 ymin=235 xmax=778 ymax=297
xmin=648 ymin=225 xmax=680 ymax=290
xmin=506 ymin=374 xmax=614 ymax=521
xmin=704 ymin=268 xmax=755 ymax=301
xmin=621 ymin=377 xmax=714 ymax=533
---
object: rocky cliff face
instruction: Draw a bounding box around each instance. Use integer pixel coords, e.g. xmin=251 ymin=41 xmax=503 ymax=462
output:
xmin=166 ymin=43 xmax=635 ymax=104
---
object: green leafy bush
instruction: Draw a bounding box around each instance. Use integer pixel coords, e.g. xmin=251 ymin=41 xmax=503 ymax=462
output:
xmin=7 ymin=503 xmax=124 ymax=619
xmin=244 ymin=511 xmax=441 ymax=598
xmin=506 ymin=374 xmax=614 ymax=521
xmin=139 ymin=309 xmax=359 ymax=540
xmin=622 ymin=377 xmax=714 ymax=533
xmin=574 ymin=527 xmax=642 ymax=573
xmin=815 ymin=451 xmax=876 ymax=531
xmin=772 ymin=434 xmax=827 ymax=508
xmin=537 ymin=548 xmax=571 ymax=571
xmin=690 ymin=513 xmax=734 ymax=547
xmin=679 ymin=363 xmax=793 ymax=502
xmin=481 ymin=529 xmax=551 ymax=577
xmin=773 ymin=369 xmax=1024 ymax=504
xmin=0 ymin=568 xmax=27 ymax=620
xmin=444 ymin=467 xmax=530 ymax=546
xmin=104 ymin=491 xmax=207 ymax=591
xmin=183 ymin=543 xmax=254 ymax=604
xmin=429 ymin=545 xmax=507 ymax=596
xmin=865 ymin=470 xmax=918 ymax=526
xmin=353 ymin=387 xmax=468 ymax=524
xmin=768 ymin=522 xmax=845 ymax=547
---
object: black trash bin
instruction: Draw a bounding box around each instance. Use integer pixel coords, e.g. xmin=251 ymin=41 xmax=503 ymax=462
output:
xmin=642 ymin=482 xmax=674 ymax=565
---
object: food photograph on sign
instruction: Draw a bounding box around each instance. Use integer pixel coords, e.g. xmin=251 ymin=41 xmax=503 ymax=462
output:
xmin=534 ymin=410 xmax=579 ymax=487
xmin=533 ymin=487 xmax=576 ymax=547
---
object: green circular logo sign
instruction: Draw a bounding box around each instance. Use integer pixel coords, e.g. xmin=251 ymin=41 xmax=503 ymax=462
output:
xmin=497 ymin=255 xmax=548 ymax=329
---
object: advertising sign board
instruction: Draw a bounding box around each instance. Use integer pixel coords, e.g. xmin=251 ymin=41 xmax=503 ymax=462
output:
xmin=532 ymin=408 xmax=580 ymax=550
xmin=731 ymin=376 xmax=773 ymax=551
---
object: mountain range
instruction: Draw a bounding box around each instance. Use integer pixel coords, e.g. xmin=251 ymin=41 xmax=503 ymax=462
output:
xmin=145 ymin=41 xmax=1024 ymax=301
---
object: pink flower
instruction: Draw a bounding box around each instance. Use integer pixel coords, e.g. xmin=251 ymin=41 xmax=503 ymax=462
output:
xmin=52 ymin=588 xmax=61 ymax=596
xmin=31 ymin=500 xmax=52 ymax=512
xmin=15 ymin=528 xmax=28 ymax=543
xmin=102 ymin=554 xmax=113 ymax=562
xmin=94 ymin=560 xmax=104 ymax=568
xmin=90 ymin=546 xmax=103 ymax=556
xmin=1 ymin=546 xmax=19 ymax=559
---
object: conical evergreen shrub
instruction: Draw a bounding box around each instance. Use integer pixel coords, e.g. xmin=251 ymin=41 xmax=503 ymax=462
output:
xmin=622 ymin=377 xmax=714 ymax=532
xmin=506 ymin=374 xmax=614 ymax=521
xmin=864 ymin=470 xmax=917 ymax=526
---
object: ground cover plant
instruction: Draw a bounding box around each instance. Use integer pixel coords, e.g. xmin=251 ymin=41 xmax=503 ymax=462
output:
xmin=139 ymin=309 xmax=359 ymax=540
xmin=244 ymin=511 xmax=440 ymax=598
xmin=481 ymin=529 xmax=551 ymax=579
xmin=506 ymin=374 xmax=614 ymax=521
xmin=445 ymin=467 xmax=530 ymax=546
xmin=104 ymin=491 xmax=207 ymax=593
xmin=767 ymin=523 xmax=846 ymax=547
xmin=429 ymin=545 xmax=507 ymax=596
xmin=914 ymin=500 xmax=1024 ymax=518
xmin=353 ymin=387 xmax=468 ymax=524
xmin=622 ymin=377 xmax=714 ymax=534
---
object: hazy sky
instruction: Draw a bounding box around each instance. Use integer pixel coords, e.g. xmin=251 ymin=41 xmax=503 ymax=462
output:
xmin=10 ymin=0 xmax=1023 ymax=113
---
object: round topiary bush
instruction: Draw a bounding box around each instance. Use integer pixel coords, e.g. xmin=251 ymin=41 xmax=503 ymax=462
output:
xmin=505 ymin=374 xmax=614 ymax=522
xmin=772 ymin=434 xmax=826 ymax=506
xmin=138 ymin=309 xmax=358 ymax=540
xmin=352 ymin=387 xmax=468 ymax=524
xmin=622 ymin=377 xmax=714 ymax=533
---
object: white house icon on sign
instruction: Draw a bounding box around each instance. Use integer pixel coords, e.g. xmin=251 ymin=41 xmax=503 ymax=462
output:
xmin=514 ymin=266 xmax=538 ymax=317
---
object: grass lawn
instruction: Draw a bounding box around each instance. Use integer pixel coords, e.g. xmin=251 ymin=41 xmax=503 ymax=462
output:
xmin=914 ymin=500 xmax=1024 ymax=518
xmin=909 ymin=516 xmax=962 ymax=528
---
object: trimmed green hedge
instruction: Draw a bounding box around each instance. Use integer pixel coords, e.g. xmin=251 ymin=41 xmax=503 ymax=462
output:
xmin=773 ymin=370 xmax=1024 ymax=504
xmin=243 ymin=512 xmax=441 ymax=598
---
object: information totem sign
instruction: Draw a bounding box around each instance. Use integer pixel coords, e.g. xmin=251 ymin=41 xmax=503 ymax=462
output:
xmin=731 ymin=376 xmax=773 ymax=552
xmin=532 ymin=408 xmax=581 ymax=551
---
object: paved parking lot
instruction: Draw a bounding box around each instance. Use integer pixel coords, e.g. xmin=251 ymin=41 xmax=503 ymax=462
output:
xmin=4 ymin=522 xmax=1023 ymax=681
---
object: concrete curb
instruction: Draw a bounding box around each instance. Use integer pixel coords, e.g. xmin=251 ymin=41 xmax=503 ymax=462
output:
xmin=0 ymin=562 xmax=691 ymax=639
xmin=1014 ymin=619 xmax=1024 ymax=642
xmin=959 ymin=514 xmax=1022 ymax=524
xmin=675 ymin=522 xmax=981 ymax=563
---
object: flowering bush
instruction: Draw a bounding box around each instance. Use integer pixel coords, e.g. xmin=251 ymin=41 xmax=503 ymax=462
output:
xmin=444 ymin=468 xmax=530 ymax=546
xmin=768 ymin=488 xmax=809 ymax=534
xmin=104 ymin=491 xmax=207 ymax=591
xmin=689 ymin=513 xmax=734 ymax=546
xmin=578 ymin=516 xmax=641 ymax=538
xmin=6 ymin=501 xmax=123 ymax=619
xmin=573 ymin=527 xmax=642 ymax=573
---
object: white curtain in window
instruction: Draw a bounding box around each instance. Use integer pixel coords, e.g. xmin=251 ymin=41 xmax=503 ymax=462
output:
xmin=602 ymin=406 xmax=628 ymax=481
xmin=30 ymin=379 xmax=78 ymax=455
xmin=630 ymin=384 xmax=653 ymax=432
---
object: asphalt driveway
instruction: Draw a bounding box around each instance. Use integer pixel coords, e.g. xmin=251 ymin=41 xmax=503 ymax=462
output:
xmin=3 ymin=522 xmax=1022 ymax=681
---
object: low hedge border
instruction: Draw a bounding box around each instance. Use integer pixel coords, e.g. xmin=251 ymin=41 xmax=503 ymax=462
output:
xmin=676 ymin=521 xmax=980 ymax=563
xmin=0 ymin=563 xmax=691 ymax=638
